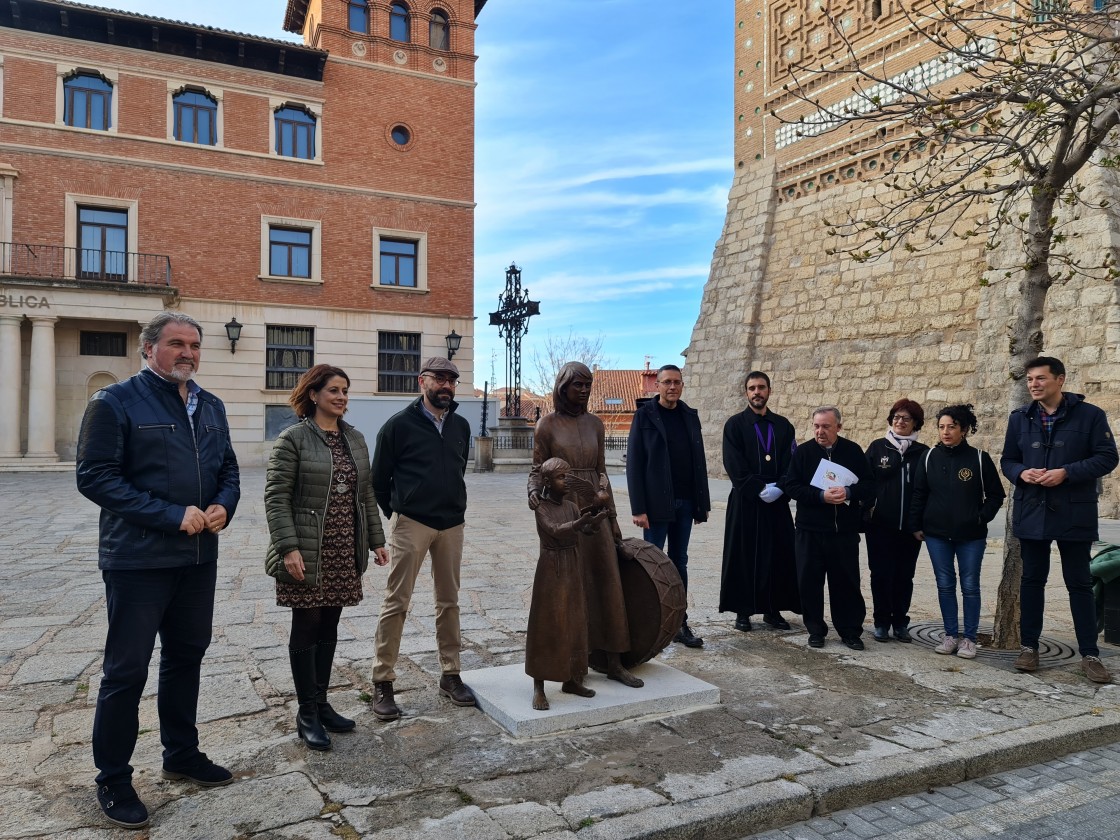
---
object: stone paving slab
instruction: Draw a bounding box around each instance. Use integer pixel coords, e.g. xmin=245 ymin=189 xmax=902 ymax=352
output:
xmin=1 ymin=469 xmax=1120 ymax=840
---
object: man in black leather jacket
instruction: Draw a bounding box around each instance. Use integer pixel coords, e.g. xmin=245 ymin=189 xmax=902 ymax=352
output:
xmin=77 ymin=312 xmax=240 ymax=829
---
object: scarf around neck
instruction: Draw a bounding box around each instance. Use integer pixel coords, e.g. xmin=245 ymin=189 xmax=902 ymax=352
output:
xmin=886 ymin=428 xmax=919 ymax=454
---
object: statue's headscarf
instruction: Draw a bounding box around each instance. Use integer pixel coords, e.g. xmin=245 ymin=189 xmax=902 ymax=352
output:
xmin=552 ymin=362 xmax=593 ymax=416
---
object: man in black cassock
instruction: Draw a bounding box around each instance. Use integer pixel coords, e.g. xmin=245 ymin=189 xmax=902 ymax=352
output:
xmin=718 ymin=371 xmax=800 ymax=631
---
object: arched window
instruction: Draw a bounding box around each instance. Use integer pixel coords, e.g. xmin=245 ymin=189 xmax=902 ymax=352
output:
xmin=274 ymin=105 xmax=317 ymax=160
xmin=173 ymin=88 xmax=217 ymax=145
xmin=64 ymin=72 xmax=113 ymax=130
xmin=348 ymin=0 xmax=369 ymax=33
xmin=429 ymin=9 xmax=449 ymax=50
xmin=390 ymin=2 xmax=410 ymax=42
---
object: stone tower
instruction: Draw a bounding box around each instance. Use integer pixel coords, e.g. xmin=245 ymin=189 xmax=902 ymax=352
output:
xmin=686 ymin=0 xmax=1120 ymax=515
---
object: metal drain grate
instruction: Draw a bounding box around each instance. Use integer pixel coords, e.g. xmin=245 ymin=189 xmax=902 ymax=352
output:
xmin=906 ymin=622 xmax=1083 ymax=671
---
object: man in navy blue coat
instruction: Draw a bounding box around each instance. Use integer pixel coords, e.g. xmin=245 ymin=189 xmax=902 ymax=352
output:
xmin=77 ymin=312 xmax=240 ymax=828
xmin=1001 ymin=356 xmax=1118 ymax=683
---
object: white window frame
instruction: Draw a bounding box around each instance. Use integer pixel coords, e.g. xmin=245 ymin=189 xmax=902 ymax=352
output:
xmin=259 ymin=215 xmax=323 ymax=285
xmin=56 ymin=66 xmax=119 ymax=134
xmin=166 ymin=82 xmax=224 ymax=147
xmin=268 ymin=97 xmax=323 ymax=164
xmin=64 ymin=194 xmax=139 ymax=281
xmin=372 ymin=227 xmax=428 ymax=292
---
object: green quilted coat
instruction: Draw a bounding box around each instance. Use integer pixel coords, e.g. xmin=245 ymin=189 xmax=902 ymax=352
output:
xmin=265 ymin=418 xmax=385 ymax=586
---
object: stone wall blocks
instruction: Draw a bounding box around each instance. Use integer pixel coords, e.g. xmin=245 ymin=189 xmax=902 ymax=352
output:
xmin=941 ymin=293 xmax=964 ymax=311
xmin=1048 ymin=328 xmax=1075 ymax=348
xmin=1071 ymin=346 xmax=1101 ymax=365
xmin=1079 ymin=286 xmax=1116 ymax=308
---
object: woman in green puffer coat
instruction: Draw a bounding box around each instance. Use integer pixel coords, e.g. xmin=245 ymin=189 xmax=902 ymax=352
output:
xmin=265 ymin=365 xmax=388 ymax=751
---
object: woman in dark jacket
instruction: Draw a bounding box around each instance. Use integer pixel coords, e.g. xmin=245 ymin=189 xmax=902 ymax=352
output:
xmin=864 ymin=398 xmax=929 ymax=643
xmin=265 ymin=365 xmax=388 ymax=750
xmin=909 ymin=404 xmax=1005 ymax=660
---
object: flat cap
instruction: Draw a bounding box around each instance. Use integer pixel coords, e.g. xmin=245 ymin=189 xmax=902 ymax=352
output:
xmin=420 ymin=356 xmax=460 ymax=378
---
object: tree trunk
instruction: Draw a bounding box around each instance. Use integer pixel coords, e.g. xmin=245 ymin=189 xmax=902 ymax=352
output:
xmin=990 ymin=207 xmax=1053 ymax=649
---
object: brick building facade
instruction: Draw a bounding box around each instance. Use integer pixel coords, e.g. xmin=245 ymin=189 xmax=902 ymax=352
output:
xmin=0 ymin=0 xmax=484 ymax=465
xmin=686 ymin=0 xmax=1120 ymax=516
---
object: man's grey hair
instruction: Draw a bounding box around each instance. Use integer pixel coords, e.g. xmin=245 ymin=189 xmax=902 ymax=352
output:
xmin=139 ymin=312 xmax=203 ymax=359
xmin=811 ymin=405 xmax=842 ymax=425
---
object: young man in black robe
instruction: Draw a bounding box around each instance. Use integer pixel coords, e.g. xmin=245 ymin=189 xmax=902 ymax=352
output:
xmin=718 ymin=371 xmax=801 ymax=632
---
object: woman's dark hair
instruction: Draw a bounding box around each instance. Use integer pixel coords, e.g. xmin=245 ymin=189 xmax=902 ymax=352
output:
xmin=887 ymin=398 xmax=925 ymax=431
xmin=936 ymin=403 xmax=978 ymax=436
xmin=289 ymin=364 xmax=350 ymax=419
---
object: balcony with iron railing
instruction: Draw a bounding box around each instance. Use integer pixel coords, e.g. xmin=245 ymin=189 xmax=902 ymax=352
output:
xmin=0 ymin=242 xmax=172 ymax=287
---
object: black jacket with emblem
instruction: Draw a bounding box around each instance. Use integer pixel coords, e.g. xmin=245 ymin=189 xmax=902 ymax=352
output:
xmin=908 ymin=440 xmax=1004 ymax=541
xmin=265 ymin=418 xmax=385 ymax=586
xmin=863 ymin=437 xmax=929 ymax=532
xmin=781 ymin=436 xmax=875 ymax=533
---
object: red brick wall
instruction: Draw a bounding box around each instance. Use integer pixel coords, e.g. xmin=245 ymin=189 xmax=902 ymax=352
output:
xmin=0 ymin=6 xmax=476 ymax=318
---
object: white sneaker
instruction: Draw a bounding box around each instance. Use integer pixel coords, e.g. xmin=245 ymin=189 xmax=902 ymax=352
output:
xmin=956 ymin=638 xmax=977 ymax=659
xmin=935 ymin=635 xmax=958 ymax=655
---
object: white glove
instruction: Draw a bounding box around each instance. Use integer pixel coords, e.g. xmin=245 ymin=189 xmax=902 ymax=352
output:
xmin=758 ymin=483 xmax=783 ymax=503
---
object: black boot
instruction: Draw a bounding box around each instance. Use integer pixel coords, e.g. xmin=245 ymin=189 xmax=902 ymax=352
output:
xmin=314 ymin=641 xmax=355 ymax=733
xmin=289 ymin=646 xmax=331 ymax=751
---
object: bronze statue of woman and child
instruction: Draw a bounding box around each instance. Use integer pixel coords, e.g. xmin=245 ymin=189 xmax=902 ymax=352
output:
xmin=525 ymin=362 xmax=685 ymax=711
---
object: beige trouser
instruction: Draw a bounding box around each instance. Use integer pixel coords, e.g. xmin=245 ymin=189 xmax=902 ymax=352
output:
xmin=372 ymin=513 xmax=464 ymax=683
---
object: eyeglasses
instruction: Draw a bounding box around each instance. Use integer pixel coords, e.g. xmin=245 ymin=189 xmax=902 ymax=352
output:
xmin=658 ymin=380 xmax=683 ymax=389
xmin=892 ymin=415 xmax=914 ymax=424
xmin=423 ymin=374 xmax=458 ymax=386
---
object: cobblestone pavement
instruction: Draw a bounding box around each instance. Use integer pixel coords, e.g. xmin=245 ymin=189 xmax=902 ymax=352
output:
xmin=2 ymin=468 xmax=1120 ymax=839
xmin=744 ymin=742 xmax=1120 ymax=840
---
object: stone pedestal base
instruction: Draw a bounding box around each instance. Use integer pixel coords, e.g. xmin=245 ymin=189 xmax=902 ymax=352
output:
xmin=474 ymin=435 xmax=494 ymax=472
xmin=462 ymin=661 xmax=720 ymax=737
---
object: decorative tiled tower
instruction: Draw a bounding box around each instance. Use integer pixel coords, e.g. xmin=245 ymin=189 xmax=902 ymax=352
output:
xmin=686 ymin=0 xmax=1120 ymax=514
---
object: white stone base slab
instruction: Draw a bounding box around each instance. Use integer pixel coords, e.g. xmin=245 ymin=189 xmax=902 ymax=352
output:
xmin=461 ymin=660 xmax=721 ymax=737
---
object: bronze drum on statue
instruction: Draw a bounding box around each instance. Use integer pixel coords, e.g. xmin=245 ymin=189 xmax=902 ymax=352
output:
xmin=590 ymin=538 xmax=686 ymax=671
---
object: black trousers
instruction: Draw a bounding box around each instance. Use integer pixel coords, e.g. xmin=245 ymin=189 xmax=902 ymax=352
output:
xmin=865 ymin=524 xmax=922 ymax=630
xmin=795 ymin=529 xmax=865 ymax=639
xmin=1020 ymin=538 xmax=1099 ymax=657
xmin=93 ymin=562 xmax=216 ymax=787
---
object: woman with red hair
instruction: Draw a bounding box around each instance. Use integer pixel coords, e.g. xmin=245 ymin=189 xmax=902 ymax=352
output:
xmin=863 ymin=398 xmax=928 ymax=643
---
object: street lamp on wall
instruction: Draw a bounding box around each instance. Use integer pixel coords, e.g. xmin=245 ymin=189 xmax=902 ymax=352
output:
xmin=445 ymin=329 xmax=461 ymax=360
xmin=225 ymin=318 xmax=242 ymax=354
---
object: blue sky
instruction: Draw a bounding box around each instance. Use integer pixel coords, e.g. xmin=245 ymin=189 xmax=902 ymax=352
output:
xmin=101 ymin=1 xmax=732 ymax=381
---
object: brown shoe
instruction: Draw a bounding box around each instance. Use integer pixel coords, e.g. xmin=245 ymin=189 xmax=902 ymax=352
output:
xmin=1014 ymin=646 xmax=1039 ymax=672
xmin=1082 ymin=656 xmax=1111 ymax=684
xmin=372 ymin=681 xmax=401 ymax=721
xmin=439 ymin=673 xmax=477 ymax=707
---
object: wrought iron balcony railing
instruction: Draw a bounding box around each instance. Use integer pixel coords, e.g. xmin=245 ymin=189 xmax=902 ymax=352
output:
xmin=0 ymin=242 xmax=172 ymax=286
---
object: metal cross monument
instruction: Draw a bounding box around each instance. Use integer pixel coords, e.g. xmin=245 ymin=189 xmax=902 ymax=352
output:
xmin=488 ymin=263 xmax=539 ymax=419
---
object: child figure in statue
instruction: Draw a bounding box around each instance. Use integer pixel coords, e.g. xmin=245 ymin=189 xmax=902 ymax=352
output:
xmin=526 ymin=457 xmax=607 ymax=710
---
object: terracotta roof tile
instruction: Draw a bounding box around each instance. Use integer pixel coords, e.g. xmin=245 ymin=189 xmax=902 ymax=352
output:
xmin=588 ymin=370 xmax=647 ymax=415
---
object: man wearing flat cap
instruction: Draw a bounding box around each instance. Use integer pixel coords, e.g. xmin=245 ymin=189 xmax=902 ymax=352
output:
xmin=370 ymin=357 xmax=475 ymax=719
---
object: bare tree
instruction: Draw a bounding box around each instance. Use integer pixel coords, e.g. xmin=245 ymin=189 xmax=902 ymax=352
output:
xmin=527 ymin=329 xmax=614 ymax=397
xmin=780 ymin=0 xmax=1120 ymax=647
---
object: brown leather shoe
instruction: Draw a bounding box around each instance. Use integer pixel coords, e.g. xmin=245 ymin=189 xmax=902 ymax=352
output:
xmin=439 ymin=673 xmax=477 ymax=707
xmin=372 ymin=681 xmax=401 ymax=721
xmin=1082 ymin=656 xmax=1111 ymax=684
xmin=1014 ymin=646 xmax=1039 ymax=672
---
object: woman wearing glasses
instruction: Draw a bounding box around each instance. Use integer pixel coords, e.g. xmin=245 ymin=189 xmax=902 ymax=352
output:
xmin=863 ymin=399 xmax=928 ymax=643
